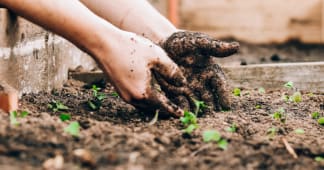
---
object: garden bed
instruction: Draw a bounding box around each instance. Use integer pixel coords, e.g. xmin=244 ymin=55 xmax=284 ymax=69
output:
xmin=0 ymin=78 xmax=323 ymax=170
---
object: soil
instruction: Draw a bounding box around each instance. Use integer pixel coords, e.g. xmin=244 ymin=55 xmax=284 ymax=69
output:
xmin=0 ymin=79 xmax=323 ymax=170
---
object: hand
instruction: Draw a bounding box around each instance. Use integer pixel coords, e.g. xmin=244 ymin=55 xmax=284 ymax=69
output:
xmin=158 ymin=31 xmax=240 ymax=113
xmin=96 ymin=32 xmax=186 ymax=117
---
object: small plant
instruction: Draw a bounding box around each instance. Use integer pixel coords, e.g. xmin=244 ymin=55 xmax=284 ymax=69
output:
xmin=318 ymin=117 xmax=324 ymax=125
xmin=311 ymin=112 xmax=320 ymax=119
xmin=267 ymin=127 xmax=277 ymax=138
xmin=202 ymin=130 xmax=228 ymax=150
xmin=291 ymin=92 xmax=302 ymax=103
xmin=48 ymin=100 xmax=69 ymax=112
xmin=272 ymin=108 xmax=286 ymax=123
xmin=59 ymin=113 xmax=71 ymax=122
xmin=192 ymin=98 xmax=207 ymax=115
xmin=88 ymin=85 xmax=107 ymax=110
xmin=284 ymin=81 xmax=294 ymax=89
xmin=180 ymin=111 xmax=198 ymax=134
xmin=294 ymin=128 xmax=305 ymax=134
xmin=315 ymin=156 xmax=324 ymax=162
xmin=9 ymin=110 xmax=29 ymax=126
xmin=226 ymin=123 xmax=237 ymax=133
xmin=110 ymin=92 xmax=119 ymax=97
xmin=233 ymin=88 xmax=241 ymax=96
xmin=282 ymin=81 xmax=302 ymax=103
xmin=64 ymin=121 xmax=80 ymax=137
xmin=258 ymin=87 xmax=265 ymax=94
xmin=255 ymin=105 xmax=262 ymax=109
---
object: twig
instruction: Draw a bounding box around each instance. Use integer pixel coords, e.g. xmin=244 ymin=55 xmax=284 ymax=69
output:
xmin=148 ymin=110 xmax=159 ymax=126
xmin=282 ymin=137 xmax=298 ymax=159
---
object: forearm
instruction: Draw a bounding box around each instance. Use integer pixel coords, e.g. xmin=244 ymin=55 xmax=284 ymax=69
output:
xmin=0 ymin=0 xmax=121 ymax=59
xmin=80 ymin=0 xmax=177 ymax=43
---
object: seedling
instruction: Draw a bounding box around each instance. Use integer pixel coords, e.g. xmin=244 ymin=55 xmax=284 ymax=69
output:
xmin=258 ymin=87 xmax=265 ymax=94
xmin=110 ymin=92 xmax=119 ymax=98
xmin=311 ymin=112 xmax=320 ymax=119
xmin=233 ymin=88 xmax=241 ymax=96
xmin=64 ymin=121 xmax=80 ymax=137
xmin=59 ymin=113 xmax=71 ymax=122
xmin=294 ymin=128 xmax=305 ymax=134
xmin=255 ymin=105 xmax=262 ymax=109
xmin=315 ymin=156 xmax=324 ymax=162
xmin=318 ymin=117 xmax=324 ymax=125
xmin=272 ymin=108 xmax=286 ymax=123
xmin=291 ymin=92 xmax=302 ymax=103
xmin=284 ymin=81 xmax=294 ymax=89
xmin=202 ymin=130 xmax=228 ymax=150
xmin=267 ymin=127 xmax=277 ymax=138
xmin=9 ymin=110 xmax=29 ymax=126
xmin=48 ymin=100 xmax=69 ymax=112
xmin=88 ymin=85 xmax=107 ymax=110
xmin=180 ymin=110 xmax=198 ymax=134
xmin=226 ymin=123 xmax=237 ymax=133
xmin=192 ymin=98 xmax=207 ymax=115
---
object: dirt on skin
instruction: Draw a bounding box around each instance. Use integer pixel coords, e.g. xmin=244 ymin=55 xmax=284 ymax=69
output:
xmin=0 ymin=79 xmax=322 ymax=170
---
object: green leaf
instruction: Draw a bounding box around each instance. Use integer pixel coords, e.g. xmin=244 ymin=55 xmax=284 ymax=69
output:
xmin=315 ymin=156 xmax=324 ymax=162
xmin=10 ymin=111 xmax=19 ymax=126
xmin=193 ymin=99 xmax=207 ymax=115
xmin=294 ymin=128 xmax=305 ymax=134
xmin=59 ymin=113 xmax=71 ymax=122
xmin=56 ymin=102 xmax=69 ymax=110
xmin=218 ymin=139 xmax=228 ymax=150
xmin=318 ymin=117 xmax=324 ymax=125
xmin=311 ymin=112 xmax=320 ymax=119
xmin=226 ymin=123 xmax=237 ymax=133
xmin=88 ymin=101 xmax=97 ymax=110
xmin=180 ymin=111 xmax=197 ymax=126
xmin=233 ymin=88 xmax=241 ymax=97
xmin=20 ymin=111 xmax=29 ymax=118
xmin=284 ymin=81 xmax=294 ymax=89
xmin=203 ymin=130 xmax=221 ymax=142
xmin=64 ymin=121 xmax=80 ymax=137
xmin=272 ymin=108 xmax=286 ymax=123
xmin=96 ymin=93 xmax=106 ymax=101
xmin=291 ymin=92 xmax=302 ymax=103
xmin=184 ymin=124 xmax=198 ymax=134
xmin=110 ymin=92 xmax=119 ymax=97
xmin=255 ymin=105 xmax=262 ymax=109
xmin=282 ymin=95 xmax=290 ymax=102
xmin=258 ymin=87 xmax=265 ymax=94
xmin=267 ymin=127 xmax=277 ymax=137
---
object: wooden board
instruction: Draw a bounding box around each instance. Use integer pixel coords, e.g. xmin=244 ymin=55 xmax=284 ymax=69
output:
xmin=180 ymin=0 xmax=323 ymax=44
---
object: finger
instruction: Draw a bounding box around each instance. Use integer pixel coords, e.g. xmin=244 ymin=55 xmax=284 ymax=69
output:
xmin=161 ymin=31 xmax=240 ymax=58
xmin=151 ymin=56 xmax=187 ymax=87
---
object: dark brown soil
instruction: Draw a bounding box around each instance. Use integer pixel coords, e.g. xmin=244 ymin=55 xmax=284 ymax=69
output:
xmin=0 ymin=79 xmax=323 ymax=170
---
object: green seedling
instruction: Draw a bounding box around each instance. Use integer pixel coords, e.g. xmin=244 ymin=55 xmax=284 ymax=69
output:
xmin=180 ymin=111 xmax=198 ymax=134
xmin=291 ymin=92 xmax=302 ymax=103
xmin=88 ymin=85 xmax=107 ymax=110
xmin=255 ymin=105 xmax=262 ymax=109
xmin=294 ymin=128 xmax=305 ymax=134
xmin=318 ymin=117 xmax=324 ymax=125
xmin=226 ymin=123 xmax=237 ymax=133
xmin=110 ymin=92 xmax=119 ymax=97
xmin=59 ymin=113 xmax=71 ymax=122
xmin=307 ymin=93 xmax=314 ymax=97
xmin=272 ymin=108 xmax=286 ymax=123
xmin=267 ymin=127 xmax=277 ymax=138
xmin=258 ymin=87 xmax=265 ymax=94
xmin=233 ymin=88 xmax=241 ymax=96
xmin=9 ymin=110 xmax=29 ymax=126
xmin=282 ymin=95 xmax=290 ymax=102
xmin=202 ymin=130 xmax=228 ymax=150
xmin=315 ymin=156 xmax=324 ymax=162
xmin=64 ymin=121 xmax=80 ymax=137
xmin=192 ymin=98 xmax=207 ymax=115
xmin=311 ymin=112 xmax=320 ymax=119
xmin=48 ymin=100 xmax=69 ymax=112
xmin=284 ymin=81 xmax=294 ymax=89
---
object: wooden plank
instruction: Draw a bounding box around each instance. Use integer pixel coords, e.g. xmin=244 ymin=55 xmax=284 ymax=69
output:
xmin=223 ymin=62 xmax=324 ymax=92
xmin=180 ymin=0 xmax=322 ymax=44
xmin=70 ymin=62 xmax=324 ymax=93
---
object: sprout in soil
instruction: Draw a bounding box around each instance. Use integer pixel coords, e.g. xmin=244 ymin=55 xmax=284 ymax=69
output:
xmin=315 ymin=156 xmax=324 ymax=162
xmin=233 ymin=88 xmax=241 ymax=96
xmin=255 ymin=105 xmax=262 ymax=109
xmin=59 ymin=113 xmax=71 ymax=122
xmin=294 ymin=128 xmax=305 ymax=134
xmin=48 ymin=100 xmax=69 ymax=112
xmin=258 ymin=87 xmax=265 ymax=94
xmin=192 ymin=98 xmax=207 ymax=115
xmin=272 ymin=108 xmax=286 ymax=123
xmin=64 ymin=121 xmax=80 ymax=137
xmin=284 ymin=81 xmax=294 ymax=89
xmin=318 ymin=117 xmax=324 ymax=125
xmin=291 ymin=92 xmax=302 ymax=103
xmin=202 ymin=130 xmax=228 ymax=150
xmin=110 ymin=92 xmax=119 ymax=97
xmin=311 ymin=112 xmax=320 ymax=119
xmin=180 ymin=110 xmax=198 ymax=134
xmin=88 ymin=85 xmax=107 ymax=110
xmin=267 ymin=127 xmax=277 ymax=138
xmin=226 ymin=123 xmax=237 ymax=133
xmin=9 ymin=110 xmax=29 ymax=126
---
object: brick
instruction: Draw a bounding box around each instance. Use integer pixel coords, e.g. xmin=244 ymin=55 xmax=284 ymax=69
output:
xmin=0 ymin=83 xmax=18 ymax=113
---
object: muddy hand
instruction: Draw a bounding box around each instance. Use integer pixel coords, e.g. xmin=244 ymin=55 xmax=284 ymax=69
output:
xmin=158 ymin=31 xmax=240 ymax=113
xmin=97 ymin=32 xmax=187 ymax=117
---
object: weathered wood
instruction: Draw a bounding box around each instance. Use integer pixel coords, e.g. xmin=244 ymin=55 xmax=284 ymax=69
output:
xmin=223 ymin=62 xmax=324 ymax=92
xmin=69 ymin=62 xmax=324 ymax=93
xmin=180 ymin=0 xmax=323 ymax=44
